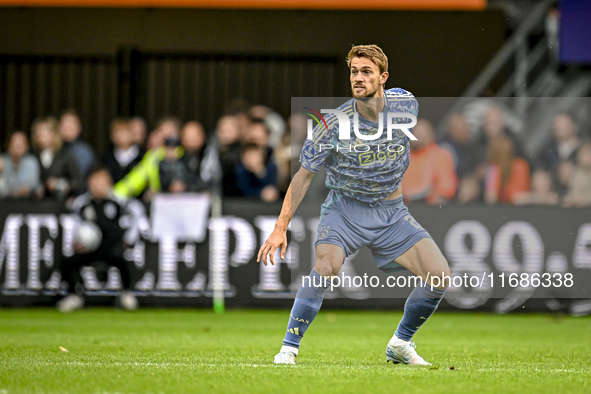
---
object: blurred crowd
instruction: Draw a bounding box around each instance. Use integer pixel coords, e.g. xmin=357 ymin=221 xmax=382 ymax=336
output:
xmin=402 ymin=103 xmax=591 ymax=207
xmin=0 ymin=103 xmax=293 ymax=204
xmin=1 ymin=100 xmax=590 ymax=207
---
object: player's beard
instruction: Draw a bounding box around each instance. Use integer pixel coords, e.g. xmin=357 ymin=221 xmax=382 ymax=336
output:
xmin=352 ymin=83 xmax=380 ymax=98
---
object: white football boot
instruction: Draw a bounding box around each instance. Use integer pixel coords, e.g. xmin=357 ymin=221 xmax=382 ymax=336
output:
xmin=57 ymin=294 xmax=85 ymax=313
xmin=118 ymin=291 xmax=139 ymax=311
xmin=386 ymin=336 xmax=431 ymax=365
xmin=274 ymin=345 xmax=298 ymax=365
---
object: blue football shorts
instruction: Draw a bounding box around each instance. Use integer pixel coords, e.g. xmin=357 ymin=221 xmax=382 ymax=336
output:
xmin=315 ymin=190 xmax=432 ymax=273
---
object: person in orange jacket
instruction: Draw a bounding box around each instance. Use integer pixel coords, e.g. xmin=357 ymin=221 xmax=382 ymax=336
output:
xmin=484 ymin=134 xmax=530 ymax=205
xmin=401 ymin=118 xmax=458 ymax=204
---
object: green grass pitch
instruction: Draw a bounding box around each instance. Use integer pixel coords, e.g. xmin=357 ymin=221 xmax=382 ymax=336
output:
xmin=1 ymin=308 xmax=590 ymax=394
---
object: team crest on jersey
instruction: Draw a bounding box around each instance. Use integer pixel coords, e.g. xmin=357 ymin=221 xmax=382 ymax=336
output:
xmin=82 ymin=206 xmax=96 ymax=221
xmin=103 ymin=202 xmax=117 ymax=220
xmin=318 ymin=226 xmax=330 ymax=240
xmin=302 ymin=144 xmax=315 ymax=161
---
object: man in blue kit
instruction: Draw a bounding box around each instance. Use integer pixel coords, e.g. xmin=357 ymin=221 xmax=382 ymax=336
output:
xmin=257 ymin=45 xmax=450 ymax=366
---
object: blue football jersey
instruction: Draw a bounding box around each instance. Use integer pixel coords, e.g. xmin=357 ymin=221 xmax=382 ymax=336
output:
xmin=299 ymin=88 xmax=418 ymax=203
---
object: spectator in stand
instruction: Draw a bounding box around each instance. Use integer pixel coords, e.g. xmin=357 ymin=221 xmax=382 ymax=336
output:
xmin=0 ymin=132 xmax=40 ymax=199
xmin=130 ymin=116 xmax=147 ymax=151
xmin=513 ymin=169 xmax=559 ymax=205
xmin=216 ymin=115 xmax=242 ymax=196
xmin=101 ymin=118 xmax=142 ymax=184
xmin=484 ymin=135 xmax=530 ymax=205
xmin=58 ymin=109 xmax=95 ymax=179
xmin=113 ymin=117 xmax=182 ymax=200
xmin=401 ymin=119 xmax=458 ymax=204
xmin=235 ymin=143 xmax=279 ymax=202
xmin=31 ymin=117 xmax=83 ymax=200
xmin=226 ymin=99 xmax=252 ymax=141
xmin=440 ymin=113 xmax=484 ymax=179
xmin=180 ymin=120 xmax=220 ymax=192
xmin=249 ymin=105 xmax=286 ymax=149
xmin=563 ymin=142 xmax=591 ymax=207
xmin=555 ymin=159 xmax=576 ymax=196
xmin=481 ymin=104 xmax=525 ymax=159
xmin=159 ymin=137 xmax=187 ymax=193
xmin=243 ymin=118 xmax=274 ymax=164
xmin=541 ymin=113 xmax=581 ymax=171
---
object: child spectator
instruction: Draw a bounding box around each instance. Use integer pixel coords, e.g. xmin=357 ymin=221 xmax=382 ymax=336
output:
xmin=484 ymin=135 xmax=530 ymax=204
xmin=0 ymin=132 xmax=40 ymax=199
xmin=563 ymin=142 xmax=591 ymax=207
xmin=235 ymin=143 xmax=278 ymax=202
xmin=101 ymin=118 xmax=142 ymax=184
xmin=513 ymin=169 xmax=559 ymax=205
xmin=32 ymin=117 xmax=83 ymax=200
xmin=243 ymin=119 xmax=273 ymax=161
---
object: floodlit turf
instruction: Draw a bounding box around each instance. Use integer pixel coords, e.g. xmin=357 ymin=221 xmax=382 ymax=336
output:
xmin=1 ymin=308 xmax=590 ymax=394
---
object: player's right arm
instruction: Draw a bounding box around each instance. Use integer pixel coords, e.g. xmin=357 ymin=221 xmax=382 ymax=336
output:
xmin=256 ymin=166 xmax=315 ymax=266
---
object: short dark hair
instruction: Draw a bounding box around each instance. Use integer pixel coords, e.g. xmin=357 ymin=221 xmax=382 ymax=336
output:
xmin=346 ymin=44 xmax=388 ymax=74
xmin=248 ymin=118 xmax=270 ymax=135
xmin=87 ymin=165 xmax=112 ymax=181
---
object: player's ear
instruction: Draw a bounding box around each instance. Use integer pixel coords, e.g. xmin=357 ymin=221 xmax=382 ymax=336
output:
xmin=380 ymin=72 xmax=389 ymax=85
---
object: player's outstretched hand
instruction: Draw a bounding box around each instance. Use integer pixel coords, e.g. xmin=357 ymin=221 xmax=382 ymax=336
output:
xmin=257 ymin=228 xmax=287 ymax=266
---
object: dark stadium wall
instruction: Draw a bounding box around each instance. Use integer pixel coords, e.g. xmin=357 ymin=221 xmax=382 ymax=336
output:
xmin=0 ymin=7 xmax=505 ymax=149
xmin=0 ymin=8 xmax=504 ymax=96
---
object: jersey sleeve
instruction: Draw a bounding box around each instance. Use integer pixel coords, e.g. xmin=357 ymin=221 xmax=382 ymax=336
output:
xmin=386 ymin=88 xmax=419 ymax=137
xmin=299 ymin=120 xmax=334 ymax=173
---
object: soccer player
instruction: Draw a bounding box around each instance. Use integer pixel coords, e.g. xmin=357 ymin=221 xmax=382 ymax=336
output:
xmin=257 ymin=45 xmax=450 ymax=365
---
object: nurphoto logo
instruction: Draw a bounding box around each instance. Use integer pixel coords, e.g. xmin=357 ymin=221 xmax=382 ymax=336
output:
xmin=304 ymin=107 xmax=418 ymax=141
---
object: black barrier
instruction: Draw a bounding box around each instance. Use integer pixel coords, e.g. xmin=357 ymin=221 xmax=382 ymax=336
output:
xmin=0 ymin=198 xmax=590 ymax=312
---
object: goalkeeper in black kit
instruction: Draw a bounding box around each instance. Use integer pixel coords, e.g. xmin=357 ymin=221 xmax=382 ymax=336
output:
xmin=57 ymin=166 xmax=148 ymax=312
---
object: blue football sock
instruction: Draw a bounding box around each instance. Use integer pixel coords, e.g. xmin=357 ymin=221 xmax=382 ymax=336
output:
xmin=394 ymin=281 xmax=447 ymax=341
xmin=283 ymin=270 xmax=331 ymax=348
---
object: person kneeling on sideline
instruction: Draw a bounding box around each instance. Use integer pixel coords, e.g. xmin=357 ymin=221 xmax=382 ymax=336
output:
xmin=57 ymin=166 xmax=147 ymax=312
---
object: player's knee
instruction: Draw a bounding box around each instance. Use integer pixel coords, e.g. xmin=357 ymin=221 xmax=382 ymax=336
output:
xmin=313 ymin=261 xmax=340 ymax=277
xmin=314 ymin=245 xmax=343 ymax=277
xmin=430 ymin=259 xmax=450 ymax=289
xmin=313 ymin=256 xmax=341 ymax=277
